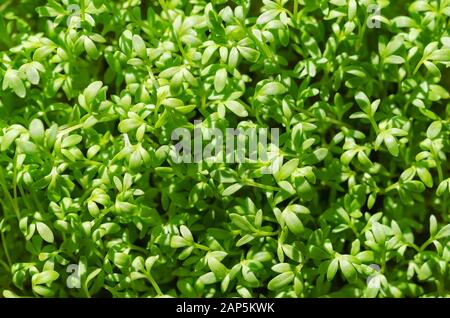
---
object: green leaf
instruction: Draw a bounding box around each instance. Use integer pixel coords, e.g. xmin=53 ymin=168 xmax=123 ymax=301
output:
xmin=339 ymin=259 xmax=356 ymax=282
xmin=355 ymin=91 xmax=370 ymax=110
xmin=357 ymin=150 xmax=372 ymax=166
xmin=208 ymin=257 xmax=228 ymax=278
xmin=170 ymin=236 xmax=191 ymax=248
xmin=229 ymin=214 xmax=253 ymax=231
xmin=238 ymin=46 xmax=260 ymax=62
xmin=274 ymin=159 xmax=299 ymax=181
xmin=383 ymin=134 xmax=399 ymax=157
xmin=304 ymin=148 xmax=328 ymax=164
xmin=145 ymin=256 xmax=159 ymax=271
xmin=424 ymin=61 xmax=441 ymax=77
xmin=36 ymin=222 xmax=54 ymax=243
xmin=383 ymin=38 xmax=403 ymax=56
xmin=2 ymin=69 xmax=26 ymax=98
xmin=348 ymin=0 xmax=357 ymax=20
xmin=202 ymin=45 xmax=218 ymax=64
xmin=1 ymin=129 xmax=21 ymax=151
xmin=287 ymin=205 xmax=310 ymax=215
xmin=384 ymin=55 xmax=405 ymax=64
xmin=224 ymin=100 xmax=248 ymax=117
xmin=259 ymin=82 xmax=287 ymax=96
xmin=228 ymin=47 xmax=239 ymax=68
xmin=436 ymin=180 xmax=449 ymax=196
xmin=118 ymin=119 xmax=141 ymax=133
xmin=392 ymin=16 xmax=415 ymax=28
xmin=417 ymin=167 xmax=433 ymax=188
xmin=84 ymin=37 xmax=98 ymax=59
xmin=32 ymin=270 xmax=59 ymax=285
xmin=403 ymin=180 xmax=425 ymax=193
xmin=198 ymin=272 xmax=217 ymax=285
xmin=327 ymin=259 xmax=339 ymax=281
xmin=29 ymin=119 xmax=45 ymax=144
xmin=17 ymin=140 xmax=38 ymax=154
xmin=214 ymin=68 xmax=227 ymax=93
xmin=61 ymin=134 xmax=82 ymax=148
xmin=84 ymin=81 xmax=103 ymax=103
xmin=132 ymin=35 xmax=147 ymax=58
xmin=1 ymin=0 xmax=449 ymax=299
xmin=24 ymin=65 xmax=40 ymax=85
xmin=272 ymin=263 xmax=292 ymax=273
xmin=428 ymin=49 xmax=450 ymax=62
xmin=257 ymin=9 xmax=279 ymax=25
xmin=267 ymin=271 xmax=294 ymax=290
xmin=418 ymin=262 xmax=432 ymax=281
xmin=222 ymin=183 xmax=243 ymax=196
xmin=282 ymin=210 xmax=304 ymax=235
xmin=236 ymin=234 xmax=255 ymax=247
xmin=179 ymin=225 xmax=193 ymax=242
xmin=372 ymin=222 xmax=386 ymax=243
xmin=435 ymin=224 xmax=450 ymax=239
xmin=426 ymin=121 xmax=442 ymax=139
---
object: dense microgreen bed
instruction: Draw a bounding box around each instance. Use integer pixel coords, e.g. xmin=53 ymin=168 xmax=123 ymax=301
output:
xmin=1 ymin=0 xmax=450 ymax=298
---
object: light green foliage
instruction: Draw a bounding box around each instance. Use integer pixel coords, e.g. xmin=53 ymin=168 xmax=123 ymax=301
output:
xmin=0 ymin=0 xmax=450 ymax=298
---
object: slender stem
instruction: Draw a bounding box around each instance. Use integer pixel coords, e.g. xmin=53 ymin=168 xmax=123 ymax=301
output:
xmin=299 ymin=108 xmax=353 ymax=129
xmin=420 ymin=237 xmax=434 ymax=252
xmin=404 ymin=241 xmax=420 ymax=253
xmin=413 ymin=59 xmax=424 ymax=75
xmin=0 ymin=257 xmax=10 ymax=272
xmin=158 ymin=0 xmax=188 ymax=61
xmin=431 ymin=146 xmax=444 ymax=183
xmin=234 ymin=18 xmax=273 ymax=61
xmin=147 ymin=66 xmax=159 ymax=89
xmin=368 ymin=116 xmax=380 ymax=134
xmin=1 ymin=231 xmax=12 ymax=267
xmin=242 ymin=180 xmax=282 ymax=192
xmin=254 ymin=230 xmax=279 ymax=237
xmin=18 ymin=184 xmax=34 ymax=213
xmin=12 ymin=153 xmax=18 ymax=215
xmin=443 ymin=193 xmax=448 ymax=218
xmin=194 ymin=243 xmax=210 ymax=251
xmin=381 ymin=252 xmax=386 ymax=273
xmin=0 ymin=167 xmax=21 ymax=220
xmin=384 ymin=183 xmax=398 ymax=193
xmin=356 ymin=14 xmax=367 ymax=51
xmin=436 ymin=278 xmax=444 ymax=296
xmin=349 ymin=222 xmax=359 ymax=237
xmin=59 ymin=123 xmax=83 ymax=136
xmin=146 ymin=272 xmax=163 ymax=296
xmin=129 ymin=244 xmax=148 ymax=254
xmin=83 ymin=284 xmax=91 ymax=298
